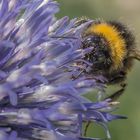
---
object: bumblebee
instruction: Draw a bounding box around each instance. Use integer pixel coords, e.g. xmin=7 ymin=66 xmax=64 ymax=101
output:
xmin=74 ymin=18 xmax=140 ymax=136
xmin=75 ymin=18 xmax=140 ymax=100
xmin=52 ymin=18 xmax=140 ymax=98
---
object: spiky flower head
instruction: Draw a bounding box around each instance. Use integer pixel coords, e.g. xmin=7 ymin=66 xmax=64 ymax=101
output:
xmin=0 ymin=0 xmax=125 ymax=140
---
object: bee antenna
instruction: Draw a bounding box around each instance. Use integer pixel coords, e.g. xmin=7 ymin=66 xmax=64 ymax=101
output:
xmin=129 ymin=49 xmax=140 ymax=61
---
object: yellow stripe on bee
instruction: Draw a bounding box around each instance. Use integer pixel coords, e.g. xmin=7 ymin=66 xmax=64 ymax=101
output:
xmin=86 ymin=23 xmax=127 ymax=70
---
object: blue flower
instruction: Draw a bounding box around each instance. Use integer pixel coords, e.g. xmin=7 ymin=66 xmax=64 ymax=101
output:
xmin=0 ymin=0 xmax=126 ymax=140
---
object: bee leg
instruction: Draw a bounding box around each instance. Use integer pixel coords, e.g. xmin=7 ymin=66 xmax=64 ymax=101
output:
xmin=106 ymin=83 xmax=127 ymax=101
xmin=109 ymin=71 xmax=126 ymax=84
xmin=84 ymin=121 xmax=91 ymax=136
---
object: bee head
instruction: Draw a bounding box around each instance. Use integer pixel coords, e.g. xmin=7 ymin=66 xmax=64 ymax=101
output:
xmin=82 ymin=34 xmax=112 ymax=73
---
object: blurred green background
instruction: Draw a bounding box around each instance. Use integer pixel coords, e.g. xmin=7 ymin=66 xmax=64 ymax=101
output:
xmin=56 ymin=0 xmax=140 ymax=139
